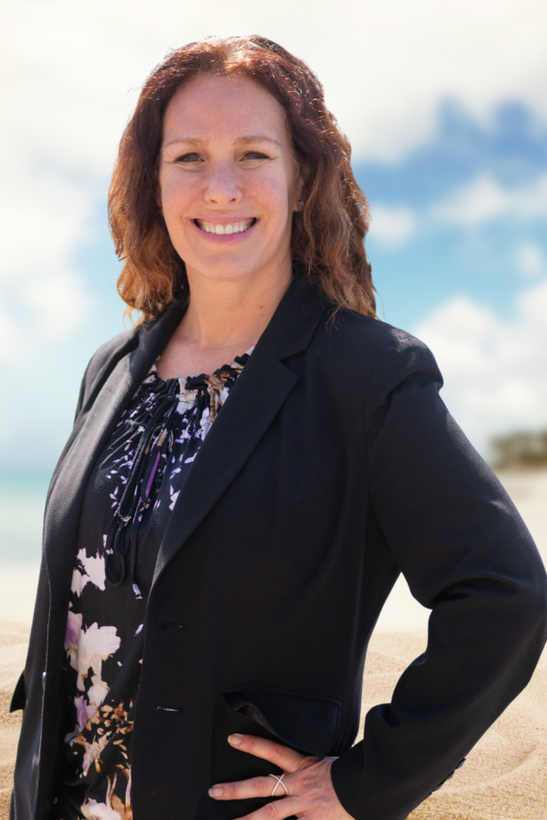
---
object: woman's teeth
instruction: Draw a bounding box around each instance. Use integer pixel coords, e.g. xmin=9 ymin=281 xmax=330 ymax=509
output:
xmin=196 ymin=219 xmax=255 ymax=235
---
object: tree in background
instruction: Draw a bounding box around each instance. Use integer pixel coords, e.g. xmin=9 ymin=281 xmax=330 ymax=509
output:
xmin=492 ymin=429 xmax=547 ymax=470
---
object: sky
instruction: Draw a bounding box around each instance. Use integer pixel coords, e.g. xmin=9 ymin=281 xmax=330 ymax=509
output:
xmin=1 ymin=0 xmax=547 ymax=473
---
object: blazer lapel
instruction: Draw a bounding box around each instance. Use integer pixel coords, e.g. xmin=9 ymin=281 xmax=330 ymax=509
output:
xmin=153 ymin=272 xmax=327 ymax=585
xmin=45 ymin=301 xmax=186 ymax=600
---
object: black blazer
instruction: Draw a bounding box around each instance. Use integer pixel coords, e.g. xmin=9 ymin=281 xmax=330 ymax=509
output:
xmin=10 ymin=271 xmax=547 ymax=820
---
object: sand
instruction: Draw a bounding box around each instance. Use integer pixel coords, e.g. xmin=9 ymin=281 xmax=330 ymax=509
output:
xmin=365 ymin=633 xmax=547 ymax=820
xmin=0 ymin=621 xmax=32 ymax=820
xmin=1 ymin=623 xmax=545 ymax=820
xmin=1 ymin=468 xmax=546 ymax=819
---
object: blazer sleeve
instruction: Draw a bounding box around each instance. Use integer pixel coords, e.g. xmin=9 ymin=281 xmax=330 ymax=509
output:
xmin=330 ymin=334 xmax=547 ymax=820
xmin=73 ymin=327 xmax=141 ymax=421
xmin=74 ymin=360 xmax=92 ymax=421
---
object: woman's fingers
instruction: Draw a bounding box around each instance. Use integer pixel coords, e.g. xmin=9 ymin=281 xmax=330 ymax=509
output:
xmin=208 ymin=734 xmax=306 ymax=806
xmin=226 ymin=732 xmax=306 ymax=773
xmin=209 ymin=771 xmax=301 ymax=820
xmin=238 ymin=797 xmax=302 ymax=820
xmin=209 ymin=773 xmax=286 ymax=801
xmin=209 ymin=743 xmax=354 ymax=820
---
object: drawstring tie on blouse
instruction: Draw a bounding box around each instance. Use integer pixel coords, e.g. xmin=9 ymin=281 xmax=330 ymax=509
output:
xmin=104 ymin=354 xmax=250 ymax=594
xmin=105 ymin=377 xmax=181 ymax=591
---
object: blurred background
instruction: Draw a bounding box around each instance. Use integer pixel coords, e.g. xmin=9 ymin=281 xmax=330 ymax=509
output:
xmin=1 ymin=0 xmax=546 ymax=624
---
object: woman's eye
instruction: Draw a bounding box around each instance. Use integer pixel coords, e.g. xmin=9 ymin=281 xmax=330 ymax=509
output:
xmin=175 ymin=152 xmax=202 ymax=163
xmin=243 ymin=152 xmax=269 ymax=161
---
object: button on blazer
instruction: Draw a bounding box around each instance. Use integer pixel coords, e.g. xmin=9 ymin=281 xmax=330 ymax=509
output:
xmin=10 ymin=270 xmax=547 ymax=820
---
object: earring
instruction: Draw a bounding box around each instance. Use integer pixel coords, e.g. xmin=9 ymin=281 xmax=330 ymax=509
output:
xmin=297 ymin=200 xmax=304 ymax=211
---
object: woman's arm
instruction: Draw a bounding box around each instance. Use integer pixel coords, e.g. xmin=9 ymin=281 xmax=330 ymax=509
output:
xmin=207 ymin=334 xmax=547 ymax=820
xmin=330 ymin=336 xmax=547 ymax=819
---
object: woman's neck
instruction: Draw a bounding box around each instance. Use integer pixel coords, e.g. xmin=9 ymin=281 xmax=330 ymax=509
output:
xmin=180 ymin=266 xmax=292 ymax=348
xmin=155 ymin=266 xmax=292 ymax=380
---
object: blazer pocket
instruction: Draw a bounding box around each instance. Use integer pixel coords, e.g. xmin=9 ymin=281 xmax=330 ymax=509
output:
xmin=10 ymin=670 xmax=26 ymax=713
xmin=221 ymin=685 xmax=342 ymax=758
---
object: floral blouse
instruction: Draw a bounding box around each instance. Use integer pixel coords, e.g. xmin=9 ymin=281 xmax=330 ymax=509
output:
xmin=52 ymin=350 xmax=253 ymax=820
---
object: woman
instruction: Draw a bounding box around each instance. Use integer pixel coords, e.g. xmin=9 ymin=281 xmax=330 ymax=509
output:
xmin=10 ymin=36 xmax=547 ymax=820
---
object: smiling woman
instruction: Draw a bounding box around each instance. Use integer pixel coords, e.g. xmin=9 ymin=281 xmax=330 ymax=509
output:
xmin=9 ymin=35 xmax=547 ymax=820
xmin=153 ymin=74 xmax=303 ymax=378
xmin=158 ymin=76 xmax=301 ymax=280
xmin=108 ymin=38 xmax=374 ymax=326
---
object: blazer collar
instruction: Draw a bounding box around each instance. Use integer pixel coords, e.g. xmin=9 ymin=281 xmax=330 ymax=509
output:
xmin=45 ymin=267 xmax=327 ymax=597
xmin=258 ymin=266 xmax=329 ymax=360
xmin=44 ymin=299 xmax=186 ymax=599
xmin=152 ymin=268 xmax=327 ymax=585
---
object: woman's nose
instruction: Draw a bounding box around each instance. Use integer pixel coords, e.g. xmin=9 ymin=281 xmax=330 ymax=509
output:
xmin=204 ymin=163 xmax=242 ymax=205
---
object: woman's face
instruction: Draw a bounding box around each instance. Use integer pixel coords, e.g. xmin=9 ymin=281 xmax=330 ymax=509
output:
xmin=158 ymin=74 xmax=302 ymax=291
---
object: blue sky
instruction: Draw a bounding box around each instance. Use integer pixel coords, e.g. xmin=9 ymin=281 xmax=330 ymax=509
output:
xmin=1 ymin=0 xmax=546 ymax=473
xmin=361 ymin=101 xmax=547 ymax=325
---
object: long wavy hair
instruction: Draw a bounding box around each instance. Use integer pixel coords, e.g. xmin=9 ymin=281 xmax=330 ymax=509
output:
xmin=109 ymin=36 xmax=376 ymax=321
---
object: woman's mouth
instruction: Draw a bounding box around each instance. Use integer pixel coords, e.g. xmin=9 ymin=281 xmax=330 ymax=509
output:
xmin=194 ymin=218 xmax=257 ymax=235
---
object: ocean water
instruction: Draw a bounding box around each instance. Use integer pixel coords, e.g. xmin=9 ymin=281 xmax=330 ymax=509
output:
xmin=0 ymin=472 xmax=431 ymax=631
xmin=3 ymin=469 xmax=545 ymax=630
xmin=0 ymin=474 xmax=49 ymax=623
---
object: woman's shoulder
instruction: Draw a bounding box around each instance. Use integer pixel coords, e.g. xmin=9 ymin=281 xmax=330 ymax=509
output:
xmin=84 ymin=325 xmax=141 ymax=384
xmin=308 ymin=307 xmax=446 ymax=425
xmin=315 ymin=307 xmax=438 ymax=379
xmin=74 ymin=324 xmax=143 ymax=419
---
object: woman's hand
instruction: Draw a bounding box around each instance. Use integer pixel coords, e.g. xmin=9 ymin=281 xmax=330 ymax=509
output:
xmin=208 ymin=733 xmax=355 ymax=819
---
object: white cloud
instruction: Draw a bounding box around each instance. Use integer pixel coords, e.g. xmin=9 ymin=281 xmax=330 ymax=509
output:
xmin=1 ymin=0 xmax=547 ymax=471
xmin=369 ymin=171 xmax=547 ymax=248
xmin=3 ymin=0 xmax=544 ymax=278
xmin=368 ymin=206 xmax=418 ymax=248
xmin=515 ymin=241 xmax=545 ymax=278
xmin=432 ymin=172 xmax=547 ymax=228
xmin=414 ymin=279 xmax=547 ymax=456
xmin=0 ymin=170 xmax=94 ymax=279
xmin=0 ymin=299 xmax=24 ymax=361
xmin=0 ymin=168 xmax=95 ymax=360
xmin=1 ymin=1 xmax=546 ymax=315
xmin=1 ymin=0 xmax=547 ymax=170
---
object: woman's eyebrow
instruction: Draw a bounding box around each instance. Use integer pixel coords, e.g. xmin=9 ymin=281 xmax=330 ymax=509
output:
xmin=162 ymin=135 xmax=282 ymax=150
xmin=162 ymin=136 xmax=206 ymax=150
xmin=234 ymin=135 xmax=282 ymax=147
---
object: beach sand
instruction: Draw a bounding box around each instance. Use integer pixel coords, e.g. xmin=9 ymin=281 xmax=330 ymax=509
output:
xmin=367 ymin=634 xmax=547 ymax=820
xmin=1 ymin=622 xmax=545 ymax=820
xmin=0 ymin=621 xmax=32 ymax=820
xmin=1 ymin=468 xmax=546 ymax=819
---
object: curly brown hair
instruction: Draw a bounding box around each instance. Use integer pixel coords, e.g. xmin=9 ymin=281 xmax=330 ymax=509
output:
xmin=109 ymin=35 xmax=375 ymax=321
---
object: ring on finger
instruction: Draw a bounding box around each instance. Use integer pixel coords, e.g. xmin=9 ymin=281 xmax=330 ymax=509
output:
xmin=268 ymin=773 xmax=289 ymax=796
